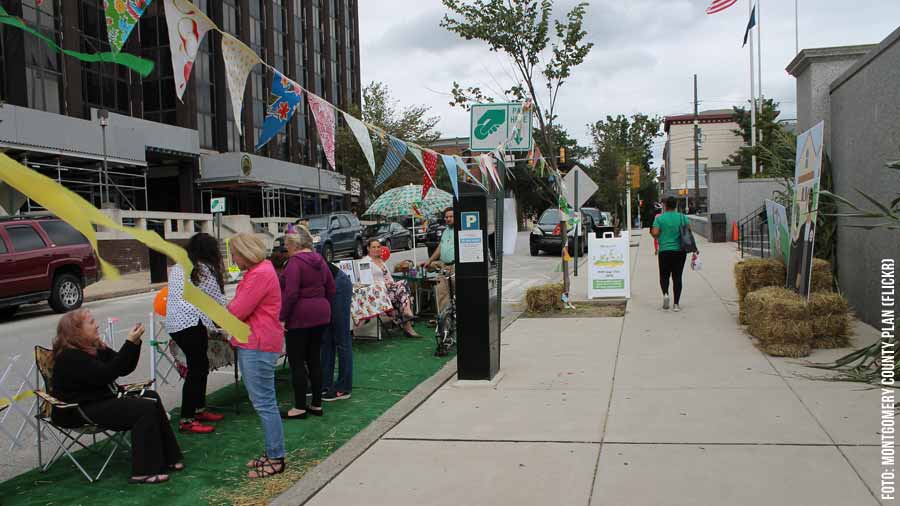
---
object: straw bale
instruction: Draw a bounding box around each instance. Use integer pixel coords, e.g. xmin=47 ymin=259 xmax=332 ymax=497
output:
xmin=525 ymin=283 xmax=564 ymax=313
xmin=757 ymin=342 xmax=812 ymax=358
xmin=810 ymin=259 xmax=834 ymax=293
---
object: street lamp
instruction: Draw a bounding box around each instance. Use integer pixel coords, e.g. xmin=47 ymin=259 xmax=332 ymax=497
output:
xmin=98 ymin=109 xmax=111 ymax=207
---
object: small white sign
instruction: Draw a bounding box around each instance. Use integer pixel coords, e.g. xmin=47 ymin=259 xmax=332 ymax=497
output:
xmin=356 ymin=260 xmax=374 ymax=285
xmin=458 ymin=230 xmax=484 ymax=263
xmin=339 ymin=260 xmax=357 ymax=284
xmin=210 ymin=197 xmax=226 ymax=214
xmin=587 ymin=233 xmax=631 ymax=299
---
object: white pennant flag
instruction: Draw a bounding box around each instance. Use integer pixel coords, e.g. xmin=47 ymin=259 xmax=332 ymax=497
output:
xmin=408 ymin=145 xmax=426 ymax=171
xmin=164 ymin=0 xmax=217 ymax=102
xmin=342 ymin=112 xmax=376 ymax=175
xmin=221 ymin=33 xmax=259 ymax=135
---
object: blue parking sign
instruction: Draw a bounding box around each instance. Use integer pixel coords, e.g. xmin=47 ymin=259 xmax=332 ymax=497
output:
xmin=461 ymin=212 xmax=480 ymax=230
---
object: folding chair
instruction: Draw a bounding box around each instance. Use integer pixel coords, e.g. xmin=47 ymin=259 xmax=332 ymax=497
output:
xmin=33 ymin=346 xmax=152 ymax=483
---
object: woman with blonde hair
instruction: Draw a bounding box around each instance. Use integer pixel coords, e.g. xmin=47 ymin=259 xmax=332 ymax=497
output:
xmin=226 ymin=233 xmax=286 ymax=479
xmin=51 ymin=309 xmax=183 ymax=484
xmin=279 ymin=227 xmax=335 ymax=419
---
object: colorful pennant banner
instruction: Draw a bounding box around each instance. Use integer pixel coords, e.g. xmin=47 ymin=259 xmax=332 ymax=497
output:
xmin=343 ymin=112 xmax=377 ymax=175
xmin=106 ymin=0 xmax=152 ymax=53
xmin=421 ymin=150 xmax=439 ymax=199
xmin=256 ymin=71 xmax=303 ymax=150
xmin=164 ymin=0 xmax=216 ymax=101
xmin=221 ymin=33 xmax=259 ymax=135
xmin=307 ymin=92 xmax=337 ymax=171
xmin=375 ymin=137 xmax=408 ymax=187
xmin=440 ymin=154 xmax=460 ymax=199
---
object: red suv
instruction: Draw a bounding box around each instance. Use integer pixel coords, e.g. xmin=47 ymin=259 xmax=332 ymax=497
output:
xmin=0 ymin=215 xmax=100 ymax=318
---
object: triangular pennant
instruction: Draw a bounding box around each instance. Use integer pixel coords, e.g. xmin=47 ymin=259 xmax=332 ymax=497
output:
xmin=307 ymin=92 xmax=337 ymax=170
xmin=375 ymin=137 xmax=408 ymax=187
xmin=107 ymin=0 xmax=151 ymax=53
xmin=440 ymin=154 xmax=460 ymax=199
xmin=221 ymin=33 xmax=259 ymax=135
xmin=456 ymin=155 xmax=487 ymax=191
xmin=165 ymin=0 xmax=216 ymax=101
xmin=421 ymin=150 xmax=439 ymax=199
xmin=408 ymin=145 xmax=426 ymax=171
xmin=342 ymin=112 xmax=376 ymax=175
xmin=256 ymin=71 xmax=303 ymax=150
xmin=480 ymin=154 xmax=501 ymax=189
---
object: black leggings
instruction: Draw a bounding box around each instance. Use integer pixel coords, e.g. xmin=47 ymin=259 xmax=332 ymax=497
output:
xmin=285 ymin=326 xmax=326 ymax=409
xmin=79 ymin=390 xmax=182 ymax=476
xmin=170 ymin=323 xmax=209 ymax=420
xmin=658 ymin=251 xmax=688 ymax=304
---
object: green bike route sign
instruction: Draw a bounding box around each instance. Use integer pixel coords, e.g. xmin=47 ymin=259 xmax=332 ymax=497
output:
xmin=469 ymin=102 xmax=533 ymax=152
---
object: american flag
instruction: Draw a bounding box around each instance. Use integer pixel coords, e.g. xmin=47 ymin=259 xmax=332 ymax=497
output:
xmin=706 ymin=0 xmax=738 ymax=15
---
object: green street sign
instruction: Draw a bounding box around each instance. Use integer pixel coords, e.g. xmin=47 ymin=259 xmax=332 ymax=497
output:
xmin=210 ymin=197 xmax=226 ymax=214
xmin=469 ymin=102 xmax=532 ymax=152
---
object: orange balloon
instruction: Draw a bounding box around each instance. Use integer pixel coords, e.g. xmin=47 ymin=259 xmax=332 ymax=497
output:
xmin=154 ymin=287 xmax=168 ymax=316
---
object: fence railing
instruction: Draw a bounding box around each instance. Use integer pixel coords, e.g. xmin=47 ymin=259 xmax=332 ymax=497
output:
xmin=97 ymin=209 xmax=215 ymax=241
xmin=738 ymin=206 xmax=770 ymax=258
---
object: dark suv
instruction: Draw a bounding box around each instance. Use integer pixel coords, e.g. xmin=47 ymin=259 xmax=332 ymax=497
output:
xmin=297 ymin=212 xmax=364 ymax=262
xmin=0 ymin=215 xmax=100 ymax=318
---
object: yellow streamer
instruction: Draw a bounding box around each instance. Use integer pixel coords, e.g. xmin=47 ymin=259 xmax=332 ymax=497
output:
xmin=0 ymin=390 xmax=35 ymax=409
xmin=0 ymin=154 xmax=250 ymax=343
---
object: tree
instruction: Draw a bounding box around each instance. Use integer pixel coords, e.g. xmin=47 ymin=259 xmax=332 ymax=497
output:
xmin=336 ymin=82 xmax=441 ymax=210
xmin=588 ymin=114 xmax=663 ymax=226
xmin=441 ymin=0 xmax=593 ymax=292
xmin=724 ymin=98 xmax=791 ymax=178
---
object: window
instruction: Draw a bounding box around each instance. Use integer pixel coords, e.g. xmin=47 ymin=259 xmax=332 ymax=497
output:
xmin=338 ymin=216 xmax=351 ymax=228
xmin=685 ymin=163 xmax=708 ymax=189
xmin=391 ymin=223 xmax=403 ymax=233
xmin=195 ymin=0 xmax=217 ymax=149
xmin=23 ymin=0 xmax=61 ymax=113
xmin=539 ymin=210 xmax=561 ymax=225
xmin=81 ymin=0 xmax=132 ymax=117
xmin=0 ymin=237 xmax=7 ymax=254
xmin=6 ymin=226 xmax=47 ymax=252
xmin=330 ymin=216 xmax=340 ymax=229
xmin=40 ymin=221 xmax=88 ymax=246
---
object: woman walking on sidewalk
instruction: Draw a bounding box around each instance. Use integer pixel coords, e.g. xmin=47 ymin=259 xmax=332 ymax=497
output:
xmin=227 ymin=233 xmax=286 ymax=479
xmin=279 ymin=229 xmax=335 ymax=419
xmin=651 ymin=197 xmax=689 ymax=312
xmin=166 ymin=233 xmax=227 ymax=434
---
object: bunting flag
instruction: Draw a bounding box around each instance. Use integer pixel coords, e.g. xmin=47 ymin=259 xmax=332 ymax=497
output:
xmin=343 ymin=112 xmax=376 ymax=175
xmin=531 ymin=145 xmax=543 ymax=169
xmin=480 ymin=153 xmax=501 ymax=189
xmin=440 ymin=154 xmax=460 ymax=199
xmin=307 ymin=92 xmax=337 ymax=170
xmin=408 ymin=145 xmax=426 ymax=171
xmin=106 ymin=0 xmax=152 ymax=53
xmin=256 ymin=71 xmax=303 ymax=150
xmin=0 ymin=6 xmax=154 ymax=77
xmin=164 ymin=0 xmax=216 ymax=101
xmin=455 ymin=155 xmax=487 ymax=191
xmin=375 ymin=137 xmax=408 ymax=187
xmin=421 ymin=150 xmax=439 ymax=199
xmin=221 ymin=33 xmax=259 ymax=135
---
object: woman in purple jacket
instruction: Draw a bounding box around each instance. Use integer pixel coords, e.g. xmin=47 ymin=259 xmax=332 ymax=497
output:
xmin=279 ymin=227 xmax=336 ymax=419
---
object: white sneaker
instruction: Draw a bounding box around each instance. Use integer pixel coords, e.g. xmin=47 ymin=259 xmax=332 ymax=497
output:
xmin=673 ymin=304 xmax=681 ymax=312
xmin=662 ymin=295 xmax=670 ymax=310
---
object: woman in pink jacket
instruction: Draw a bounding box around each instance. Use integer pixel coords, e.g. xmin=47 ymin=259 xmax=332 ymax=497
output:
xmin=227 ymin=233 xmax=285 ymax=479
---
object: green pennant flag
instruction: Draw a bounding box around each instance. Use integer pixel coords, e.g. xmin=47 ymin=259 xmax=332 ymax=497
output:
xmin=0 ymin=7 xmax=154 ymax=78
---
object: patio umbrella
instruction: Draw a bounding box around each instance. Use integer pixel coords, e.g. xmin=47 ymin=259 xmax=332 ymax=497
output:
xmin=364 ymin=184 xmax=453 ymax=264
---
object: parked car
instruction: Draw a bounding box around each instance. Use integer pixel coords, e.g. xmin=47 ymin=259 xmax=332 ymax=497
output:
xmin=296 ymin=212 xmax=364 ymax=262
xmin=0 ymin=215 xmax=101 ymax=318
xmin=364 ymin=222 xmax=413 ymax=251
xmin=529 ymin=209 xmax=588 ymax=256
xmin=397 ymin=215 xmax=428 ymax=243
xmin=581 ymin=207 xmax=616 ymax=237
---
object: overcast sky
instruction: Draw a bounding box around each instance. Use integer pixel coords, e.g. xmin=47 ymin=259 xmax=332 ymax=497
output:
xmin=358 ymin=0 xmax=900 ymax=168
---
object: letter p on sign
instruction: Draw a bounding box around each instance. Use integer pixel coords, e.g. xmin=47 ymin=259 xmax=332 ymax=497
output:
xmin=461 ymin=212 xmax=480 ymax=231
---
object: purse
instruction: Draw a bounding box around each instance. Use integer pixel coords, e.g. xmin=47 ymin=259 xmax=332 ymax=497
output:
xmin=679 ymin=215 xmax=699 ymax=253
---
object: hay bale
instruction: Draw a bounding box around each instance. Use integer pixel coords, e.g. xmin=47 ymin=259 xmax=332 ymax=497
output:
xmin=810 ymin=259 xmax=834 ymax=293
xmin=745 ymin=287 xmax=809 ymax=321
xmin=758 ymin=342 xmax=812 ymax=358
xmin=745 ymin=287 xmax=813 ymax=357
xmin=748 ymin=318 xmax=814 ymax=343
xmin=735 ymin=258 xmax=786 ymax=323
xmin=808 ymin=292 xmax=852 ymax=347
xmin=525 ymin=283 xmax=564 ymax=313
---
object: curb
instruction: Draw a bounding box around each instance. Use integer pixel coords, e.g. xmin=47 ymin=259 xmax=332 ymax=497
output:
xmin=271 ymin=311 xmax=524 ymax=506
xmin=84 ymin=283 xmax=166 ymax=304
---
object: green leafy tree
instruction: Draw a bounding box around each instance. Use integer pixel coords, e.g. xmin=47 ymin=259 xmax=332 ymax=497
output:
xmin=725 ymin=98 xmax=791 ymax=178
xmin=337 ymin=82 xmax=441 ymax=210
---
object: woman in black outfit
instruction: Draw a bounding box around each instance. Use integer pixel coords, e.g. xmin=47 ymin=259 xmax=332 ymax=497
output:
xmin=52 ymin=309 xmax=183 ymax=485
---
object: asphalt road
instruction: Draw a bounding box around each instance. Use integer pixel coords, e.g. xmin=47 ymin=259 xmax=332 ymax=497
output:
xmin=0 ymin=231 xmax=563 ymax=480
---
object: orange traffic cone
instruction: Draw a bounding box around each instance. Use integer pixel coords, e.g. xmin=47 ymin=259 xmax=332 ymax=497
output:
xmin=732 ymin=222 xmax=739 ymax=241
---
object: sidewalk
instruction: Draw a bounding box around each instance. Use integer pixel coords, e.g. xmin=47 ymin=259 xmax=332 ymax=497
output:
xmin=83 ymin=271 xmax=164 ymax=303
xmin=282 ymin=231 xmax=885 ymax=506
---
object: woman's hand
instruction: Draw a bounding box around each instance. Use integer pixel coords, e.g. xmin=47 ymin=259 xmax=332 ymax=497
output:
xmin=126 ymin=323 xmax=145 ymax=343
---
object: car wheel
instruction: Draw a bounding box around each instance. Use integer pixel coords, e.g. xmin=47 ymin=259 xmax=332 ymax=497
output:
xmin=49 ymin=273 xmax=83 ymax=313
xmin=530 ymin=243 xmax=539 ymax=256
xmin=0 ymin=306 xmax=19 ymax=320
xmin=323 ymin=243 xmax=335 ymax=263
xmin=353 ymin=240 xmax=364 ymax=259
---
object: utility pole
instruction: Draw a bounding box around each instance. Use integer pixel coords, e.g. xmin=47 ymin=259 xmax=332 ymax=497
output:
xmin=625 ymin=159 xmax=631 ymax=235
xmin=749 ymin=0 xmax=758 ymax=176
xmin=693 ymin=74 xmax=701 ymax=214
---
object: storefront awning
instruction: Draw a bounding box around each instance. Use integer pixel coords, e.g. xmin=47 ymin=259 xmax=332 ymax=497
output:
xmin=198 ymin=152 xmax=349 ymax=195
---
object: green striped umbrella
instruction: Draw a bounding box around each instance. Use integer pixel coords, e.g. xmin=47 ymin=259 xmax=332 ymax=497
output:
xmin=364 ymin=184 xmax=452 ymax=219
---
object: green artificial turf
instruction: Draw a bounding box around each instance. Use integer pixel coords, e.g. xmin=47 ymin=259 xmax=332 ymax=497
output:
xmin=0 ymin=324 xmax=452 ymax=506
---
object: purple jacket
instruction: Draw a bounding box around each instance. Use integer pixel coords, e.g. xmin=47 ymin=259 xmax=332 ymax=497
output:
xmin=279 ymin=251 xmax=336 ymax=329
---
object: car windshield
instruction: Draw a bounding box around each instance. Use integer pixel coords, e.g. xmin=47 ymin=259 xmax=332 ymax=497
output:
xmin=306 ymin=216 xmax=328 ymax=230
xmin=539 ymin=210 xmax=561 ymax=225
xmin=366 ymin=224 xmax=389 ymax=235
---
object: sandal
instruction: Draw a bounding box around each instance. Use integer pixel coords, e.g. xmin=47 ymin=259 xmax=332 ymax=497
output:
xmin=247 ymin=455 xmax=285 ymax=479
xmin=169 ymin=463 xmax=185 ymax=472
xmin=129 ymin=474 xmax=169 ymax=485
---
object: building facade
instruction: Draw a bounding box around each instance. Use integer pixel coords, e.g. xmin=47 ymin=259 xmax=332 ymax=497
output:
xmin=661 ymin=110 xmax=744 ymax=205
xmin=0 ymin=0 xmax=361 ymax=218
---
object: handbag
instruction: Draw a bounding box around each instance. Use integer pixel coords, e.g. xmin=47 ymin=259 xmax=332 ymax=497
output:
xmin=679 ymin=215 xmax=699 ymax=253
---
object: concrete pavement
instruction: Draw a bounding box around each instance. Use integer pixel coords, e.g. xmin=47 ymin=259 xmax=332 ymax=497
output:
xmin=291 ymin=231 xmax=885 ymax=506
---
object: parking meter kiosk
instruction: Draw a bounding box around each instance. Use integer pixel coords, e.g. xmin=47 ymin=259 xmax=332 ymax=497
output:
xmin=454 ymin=181 xmax=502 ymax=381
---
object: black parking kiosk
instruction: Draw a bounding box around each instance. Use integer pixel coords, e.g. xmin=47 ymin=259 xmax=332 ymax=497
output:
xmin=454 ymin=181 xmax=502 ymax=381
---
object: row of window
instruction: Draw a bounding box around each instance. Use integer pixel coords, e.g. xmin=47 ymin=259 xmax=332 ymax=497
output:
xmin=0 ymin=221 xmax=87 ymax=255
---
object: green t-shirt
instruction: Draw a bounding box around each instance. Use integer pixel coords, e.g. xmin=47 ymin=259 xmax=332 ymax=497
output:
xmin=653 ymin=211 xmax=687 ymax=252
xmin=440 ymin=228 xmax=456 ymax=264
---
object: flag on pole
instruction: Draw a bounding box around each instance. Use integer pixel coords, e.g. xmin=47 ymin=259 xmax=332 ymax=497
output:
xmin=255 ymin=71 xmax=303 ymax=150
xmin=164 ymin=0 xmax=216 ymax=101
xmin=705 ymin=0 xmax=738 ymax=15
xmin=743 ymin=5 xmax=757 ymax=47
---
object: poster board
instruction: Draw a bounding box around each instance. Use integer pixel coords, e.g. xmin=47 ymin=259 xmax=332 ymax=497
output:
xmin=339 ymin=260 xmax=357 ymax=284
xmin=787 ymin=121 xmax=824 ymax=299
xmin=356 ymin=259 xmax=374 ymax=285
xmin=587 ymin=232 xmax=631 ymax=299
xmin=765 ymin=199 xmax=789 ymax=266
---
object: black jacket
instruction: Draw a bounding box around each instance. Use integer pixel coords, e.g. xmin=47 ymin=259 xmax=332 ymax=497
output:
xmin=52 ymin=340 xmax=141 ymax=407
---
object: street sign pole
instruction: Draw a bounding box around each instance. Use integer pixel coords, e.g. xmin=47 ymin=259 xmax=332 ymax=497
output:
xmin=625 ymin=159 xmax=632 ymax=236
xmin=574 ymin=170 xmax=579 ymax=277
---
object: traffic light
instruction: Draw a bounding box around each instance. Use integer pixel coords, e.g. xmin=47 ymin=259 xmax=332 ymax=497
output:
xmin=559 ymin=147 xmax=566 ymax=164
xmin=630 ymin=164 xmax=641 ymax=189
xmin=639 ymin=199 xmax=644 ymax=207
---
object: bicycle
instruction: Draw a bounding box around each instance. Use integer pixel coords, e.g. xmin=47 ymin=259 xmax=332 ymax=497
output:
xmin=433 ymin=268 xmax=456 ymax=357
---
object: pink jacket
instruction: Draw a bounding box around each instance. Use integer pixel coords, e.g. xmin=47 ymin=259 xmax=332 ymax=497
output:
xmin=228 ymin=260 xmax=283 ymax=353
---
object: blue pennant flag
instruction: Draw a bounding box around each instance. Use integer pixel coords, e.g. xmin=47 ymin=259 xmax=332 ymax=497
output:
xmin=256 ymin=71 xmax=303 ymax=151
xmin=375 ymin=136 xmax=407 ymax=187
xmin=440 ymin=154 xmax=459 ymax=199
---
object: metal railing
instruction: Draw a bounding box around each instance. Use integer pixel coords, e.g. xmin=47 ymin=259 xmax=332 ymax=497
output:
xmin=738 ymin=206 xmax=769 ymax=258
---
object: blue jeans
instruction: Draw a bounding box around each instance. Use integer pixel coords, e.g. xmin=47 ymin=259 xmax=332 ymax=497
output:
xmin=322 ymin=271 xmax=353 ymax=393
xmin=238 ymin=348 xmax=285 ymax=459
